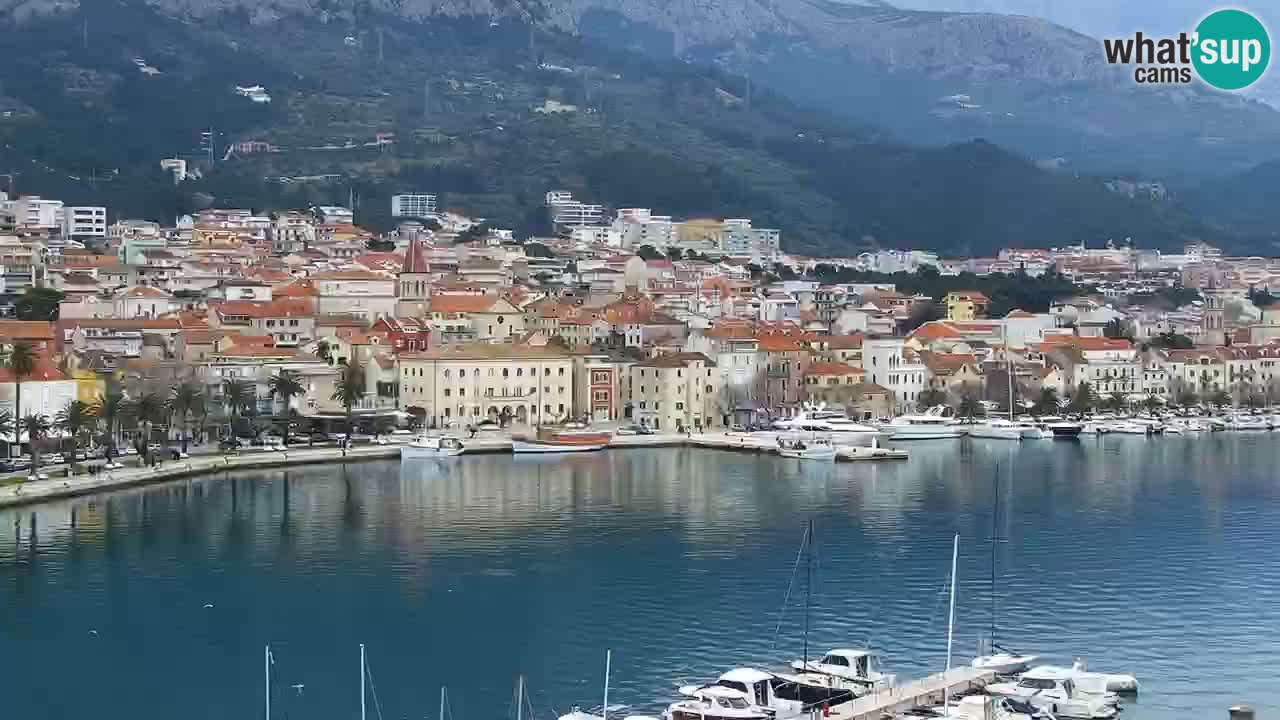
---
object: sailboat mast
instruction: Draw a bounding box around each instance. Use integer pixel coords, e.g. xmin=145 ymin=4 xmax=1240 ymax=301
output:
xmin=990 ymin=472 xmax=999 ymax=648
xmin=803 ymin=518 xmax=813 ymax=669
xmin=360 ymin=643 xmax=367 ymax=720
xmin=265 ymin=645 xmax=271 ymax=720
xmin=440 ymin=687 xmax=447 ymax=720
xmin=945 ymin=533 xmax=958 ymax=714
xmin=516 ymin=675 xmax=525 ymax=720
xmin=1005 ymin=325 xmax=1014 ymax=421
xmin=602 ymin=649 xmax=612 ymax=720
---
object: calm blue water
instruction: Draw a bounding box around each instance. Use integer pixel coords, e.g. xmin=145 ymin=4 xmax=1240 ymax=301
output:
xmin=3 ymin=437 xmax=1279 ymax=720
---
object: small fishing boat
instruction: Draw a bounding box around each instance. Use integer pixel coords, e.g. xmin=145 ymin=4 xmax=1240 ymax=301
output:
xmin=513 ymin=425 xmax=612 ymax=453
xmin=400 ymin=435 xmax=465 ymax=459
xmin=777 ymin=436 xmax=836 ymax=462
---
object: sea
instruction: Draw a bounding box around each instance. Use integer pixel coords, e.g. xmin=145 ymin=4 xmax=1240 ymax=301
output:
xmin=3 ymin=435 xmax=1278 ymax=720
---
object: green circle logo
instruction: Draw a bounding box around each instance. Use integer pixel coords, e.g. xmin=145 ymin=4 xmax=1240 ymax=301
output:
xmin=1193 ymin=9 xmax=1271 ymax=90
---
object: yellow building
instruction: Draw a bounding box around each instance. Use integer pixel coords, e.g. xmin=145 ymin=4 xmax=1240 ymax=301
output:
xmin=944 ymin=291 xmax=990 ymax=321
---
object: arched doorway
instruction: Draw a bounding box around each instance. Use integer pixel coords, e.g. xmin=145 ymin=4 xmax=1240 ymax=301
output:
xmin=516 ymin=406 xmax=528 ymax=425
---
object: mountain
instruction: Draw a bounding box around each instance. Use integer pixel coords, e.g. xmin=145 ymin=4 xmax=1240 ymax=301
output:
xmin=1182 ymin=161 xmax=1280 ymax=253
xmin=111 ymin=0 xmax=1280 ymax=177
xmin=0 ymin=1 xmax=1228 ymax=254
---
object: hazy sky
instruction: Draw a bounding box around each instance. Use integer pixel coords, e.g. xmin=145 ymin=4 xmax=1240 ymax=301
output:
xmin=887 ymin=0 xmax=1271 ymax=39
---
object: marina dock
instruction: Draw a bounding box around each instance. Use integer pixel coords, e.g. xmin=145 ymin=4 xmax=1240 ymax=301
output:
xmin=828 ymin=667 xmax=996 ymax=720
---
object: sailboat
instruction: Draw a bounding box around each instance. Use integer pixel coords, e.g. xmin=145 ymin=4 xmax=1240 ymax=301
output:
xmin=971 ymin=473 xmax=1039 ymax=675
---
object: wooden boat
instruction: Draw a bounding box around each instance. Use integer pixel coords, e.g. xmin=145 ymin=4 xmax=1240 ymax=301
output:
xmin=513 ymin=425 xmax=612 ymax=453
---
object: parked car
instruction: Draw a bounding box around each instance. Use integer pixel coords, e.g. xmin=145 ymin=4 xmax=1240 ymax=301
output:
xmin=218 ymin=438 xmax=243 ymax=452
xmin=474 ymin=420 xmax=502 ymax=431
xmin=42 ymin=453 xmax=65 ymax=465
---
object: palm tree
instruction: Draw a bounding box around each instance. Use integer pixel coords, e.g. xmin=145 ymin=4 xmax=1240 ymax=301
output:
xmin=1107 ymin=392 xmax=1129 ymax=414
xmin=1143 ymin=394 xmax=1162 ymax=413
xmin=96 ymin=389 xmax=125 ymax=459
xmin=22 ymin=413 xmax=50 ymax=476
xmin=7 ymin=341 xmax=37 ymax=427
xmin=168 ymin=381 xmax=204 ymax=454
xmin=1067 ymin=381 xmax=1096 ymax=415
xmin=331 ymin=361 xmax=365 ymax=446
xmin=221 ymin=378 xmax=253 ymax=440
xmin=1034 ymin=388 xmax=1060 ymax=416
xmin=1210 ymin=389 xmax=1232 ymax=411
xmin=55 ymin=400 xmax=97 ymax=474
xmin=129 ymin=391 xmax=165 ymax=463
xmin=917 ymin=387 xmax=947 ymax=410
xmin=268 ymin=371 xmax=305 ymax=443
xmin=0 ymin=409 xmax=13 ymax=460
xmin=957 ymin=392 xmax=982 ymax=420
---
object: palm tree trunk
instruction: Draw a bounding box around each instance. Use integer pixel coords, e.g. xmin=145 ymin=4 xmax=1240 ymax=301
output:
xmin=13 ymin=380 xmax=20 ymax=453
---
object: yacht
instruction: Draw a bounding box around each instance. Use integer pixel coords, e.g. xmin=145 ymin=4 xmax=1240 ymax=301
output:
xmin=897 ymin=696 xmax=1051 ymax=719
xmin=987 ymin=667 xmax=1119 ymax=718
xmin=1035 ymin=660 xmax=1139 ymax=694
xmin=879 ymin=406 xmax=965 ymax=441
xmin=772 ymin=408 xmax=880 ymax=446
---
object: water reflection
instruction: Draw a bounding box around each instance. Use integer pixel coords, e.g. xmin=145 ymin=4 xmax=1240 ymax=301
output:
xmin=2 ymin=438 xmax=1279 ymax=720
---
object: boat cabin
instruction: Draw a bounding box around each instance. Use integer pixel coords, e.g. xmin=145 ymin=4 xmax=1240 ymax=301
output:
xmin=791 ymin=649 xmax=893 ymax=689
xmin=669 ymin=686 xmax=770 ymax=720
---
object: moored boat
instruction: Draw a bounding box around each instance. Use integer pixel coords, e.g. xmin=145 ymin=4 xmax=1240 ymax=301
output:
xmin=513 ymin=425 xmax=612 ymax=453
xmin=879 ymin=406 xmax=966 ymax=441
xmin=400 ymin=435 xmax=465 ymax=459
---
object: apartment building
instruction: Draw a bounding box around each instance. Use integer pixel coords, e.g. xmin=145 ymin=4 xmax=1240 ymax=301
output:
xmin=62 ymin=206 xmax=107 ymax=240
xmin=629 ymin=352 xmax=722 ymax=431
xmin=391 ymin=194 xmax=438 ymax=218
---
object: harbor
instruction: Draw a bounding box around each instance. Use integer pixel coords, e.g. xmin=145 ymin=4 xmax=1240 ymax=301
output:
xmin=3 ymin=436 xmax=1277 ymax=720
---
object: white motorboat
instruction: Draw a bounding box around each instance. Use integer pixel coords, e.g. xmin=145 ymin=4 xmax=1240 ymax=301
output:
xmin=400 ymin=435 xmax=465 ymax=459
xmin=880 ymin=406 xmax=965 ymax=441
xmin=772 ymin=405 xmax=880 ymax=446
xmin=777 ymin=433 xmax=837 ymax=461
xmin=1039 ymin=660 xmax=1139 ymax=694
xmin=898 ymin=696 xmax=1052 ymax=719
xmin=987 ymin=667 xmax=1119 ymax=718
xmin=788 ymin=649 xmax=895 ymax=692
xmin=1106 ymin=421 xmax=1149 ymax=435
xmin=664 ymin=686 xmax=772 ymax=720
xmin=1077 ymin=422 xmax=1102 ymax=436
xmin=967 ymin=419 xmax=1024 ymax=441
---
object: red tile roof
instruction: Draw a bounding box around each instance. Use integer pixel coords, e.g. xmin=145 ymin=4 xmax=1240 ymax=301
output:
xmin=804 ymin=361 xmax=864 ymax=377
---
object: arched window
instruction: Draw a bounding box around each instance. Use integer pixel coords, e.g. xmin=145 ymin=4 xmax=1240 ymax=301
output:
xmin=459 ymin=369 xmax=466 ymax=378
xmin=502 ymin=368 xmax=509 ymax=378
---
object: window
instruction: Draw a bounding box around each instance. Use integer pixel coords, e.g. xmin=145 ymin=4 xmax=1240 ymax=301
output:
xmin=459 ymin=369 xmax=466 ymax=378
xmin=502 ymin=368 xmax=509 ymax=378
xmin=444 ymin=389 xmax=452 ymax=397
xmin=676 ymin=402 xmax=684 ymax=410
xmin=558 ymin=367 xmax=565 ymax=377
xmin=444 ymin=369 xmax=451 ymax=379
xmin=517 ymin=368 xmax=523 ymax=377
xmin=460 ymin=388 xmax=467 ymax=396
xmin=497 ymin=316 xmax=505 ymax=324
xmin=489 ymin=368 xmax=495 ymax=377
xmin=545 ymin=368 xmax=551 ymax=376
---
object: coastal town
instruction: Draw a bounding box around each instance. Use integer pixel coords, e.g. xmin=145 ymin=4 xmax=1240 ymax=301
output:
xmin=0 ymin=188 xmax=1277 ymax=458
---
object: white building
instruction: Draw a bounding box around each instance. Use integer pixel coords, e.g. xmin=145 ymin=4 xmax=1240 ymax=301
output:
xmin=5 ymin=196 xmax=64 ymax=229
xmin=62 ymin=206 xmax=107 ymax=240
xmin=314 ymin=205 xmax=355 ymax=225
xmin=314 ymin=270 xmax=396 ymax=319
xmin=391 ymin=194 xmax=438 ymax=218
xmin=545 ymin=191 xmax=603 ymax=229
xmin=862 ymin=337 xmax=928 ymax=412
xmin=0 ymin=359 xmax=76 ymax=424
xmin=719 ymin=219 xmax=780 ymax=260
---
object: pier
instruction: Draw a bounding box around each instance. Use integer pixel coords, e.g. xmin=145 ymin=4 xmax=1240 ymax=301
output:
xmin=828 ymin=667 xmax=996 ymax=720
